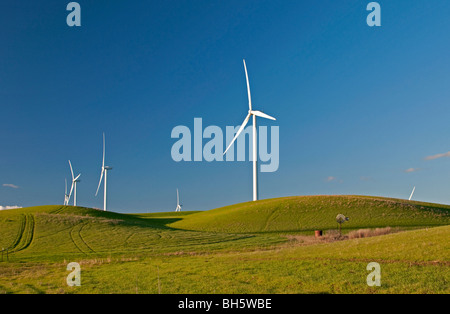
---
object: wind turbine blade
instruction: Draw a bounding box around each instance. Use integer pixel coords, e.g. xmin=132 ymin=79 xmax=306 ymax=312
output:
xmin=177 ymin=189 xmax=180 ymax=206
xmin=95 ymin=170 xmax=104 ymax=196
xmin=223 ymin=113 xmax=251 ymax=155
xmin=251 ymin=110 xmax=276 ymax=121
xmin=409 ymin=186 xmax=416 ymax=201
xmin=74 ymin=174 xmax=81 ymax=181
xmin=68 ymin=182 xmax=74 ymax=202
xmin=243 ymin=59 xmax=252 ymax=111
xmin=68 ymin=160 xmax=74 ymax=181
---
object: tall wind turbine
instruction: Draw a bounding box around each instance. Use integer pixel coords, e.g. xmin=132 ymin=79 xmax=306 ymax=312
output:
xmin=175 ymin=189 xmax=182 ymax=212
xmin=64 ymin=178 xmax=70 ymax=205
xmin=68 ymin=160 xmax=81 ymax=206
xmin=223 ymin=59 xmax=276 ymax=201
xmin=409 ymin=186 xmax=416 ymax=201
xmin=95 ymin=133 xmax=113 ymax=211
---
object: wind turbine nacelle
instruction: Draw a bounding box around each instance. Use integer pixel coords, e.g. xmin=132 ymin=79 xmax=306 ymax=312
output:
xmin=104 ymin=166 xmax=113 ymax=170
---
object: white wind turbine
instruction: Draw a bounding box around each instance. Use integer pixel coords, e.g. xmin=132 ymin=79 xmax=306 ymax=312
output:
xmin=95 ymin=133 xmax=113 ymax=211
xmin=68 ymin=160 xmax=81 ymax=206
xmin=175 ymin=189 xmax=182 ymax=212
xmin=223 ymin=59 xmax=276 ymax=201
xmin=409 ymin=186 xmax=416 ymax=201
xmin=64 ymin=178 xmax=70 ymax=205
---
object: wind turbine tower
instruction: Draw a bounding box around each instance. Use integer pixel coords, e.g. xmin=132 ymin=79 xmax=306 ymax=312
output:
xmin=223 ymin=59 xmax=277 ymax=201
xmin=64 ymin=178 xmax=70 ymax=205
xmin=175 ymin=189 xmax=182 ymax=212
xmin=95 ymin=133 xmax=113 ymax=211
xmin=68 ymin=160 xmax=81 ymax=206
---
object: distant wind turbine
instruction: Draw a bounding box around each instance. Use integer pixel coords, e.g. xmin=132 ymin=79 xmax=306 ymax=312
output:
xmin=223 ymin=59 xmax=276 ymax=201
xmin=68 ymin=160 xmax=81 ymax=206
xmin=409 ymin=186 xmax=416 ymax=201
xmin=175 ymin=189 xmax=182 ymax=212
xmin=64 ymin=178 xmax=70 ymax=205
xmin=95 ymin=133 xmax=113 ymax=211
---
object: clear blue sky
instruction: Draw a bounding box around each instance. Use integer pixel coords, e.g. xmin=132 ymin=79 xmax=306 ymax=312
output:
xmin=1 ymin=1 xmax=450 ymax=212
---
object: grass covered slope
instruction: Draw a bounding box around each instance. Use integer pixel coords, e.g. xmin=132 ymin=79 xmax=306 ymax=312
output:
xmin=170 ymin=195 xmax=450 ymax=233
xmin=0 ymin=198 xmax=449 ymax=294
xmin=1 ymin=225 xmax=448 ymax=294
xmin=0 ymin=205 xmax=284 ymax=261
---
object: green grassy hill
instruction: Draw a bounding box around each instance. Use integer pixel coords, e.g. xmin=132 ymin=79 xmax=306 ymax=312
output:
xmin=1 ymin=195 xmax=449 ymax=261
xmin=0 ymin=196 xmax=449 ymax=294
xmin=169 ymin=195 xmax=450 ymax=233
xmin=0 ymin=205 xmax=283 ymax=262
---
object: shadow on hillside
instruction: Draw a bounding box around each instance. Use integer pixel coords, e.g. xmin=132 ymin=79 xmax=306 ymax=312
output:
xmin=107 ymin=215 xmax=183 ymax=230
xmin=58 ymin=207 xmax=185 ymax=231
xmin=44 ymin=206 xmax=205 ymax=232
xmin=129 ymin=217 xmax=184 ymax=230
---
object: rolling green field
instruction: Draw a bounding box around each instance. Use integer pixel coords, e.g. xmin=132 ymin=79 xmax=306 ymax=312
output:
xmin=0 ymin=196 xmax=449 ymax=294
xmin=170 ymin=195 xmax=450 ymax=233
